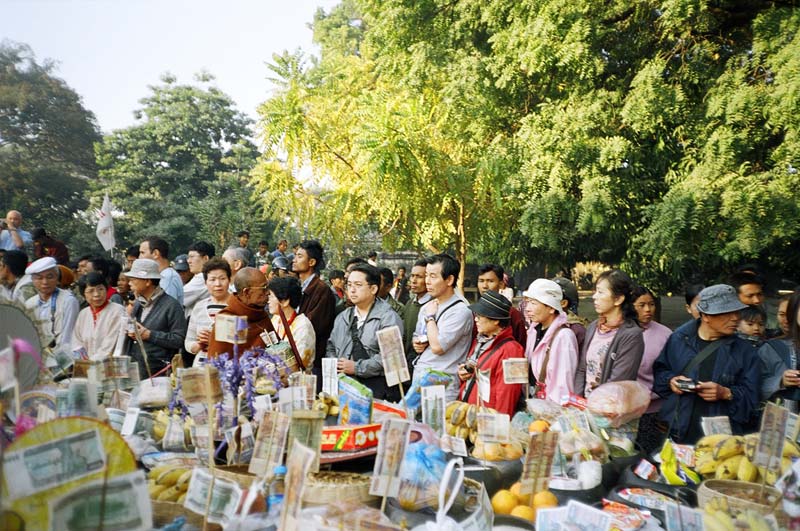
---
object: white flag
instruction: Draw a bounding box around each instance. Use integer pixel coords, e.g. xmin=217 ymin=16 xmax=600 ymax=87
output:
xmin=96 ymin=193 xmax=116 ymax=251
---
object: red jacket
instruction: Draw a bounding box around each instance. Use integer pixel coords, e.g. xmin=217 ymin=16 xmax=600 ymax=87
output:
xmin=459 ymin=326 xmax=525 ymax=416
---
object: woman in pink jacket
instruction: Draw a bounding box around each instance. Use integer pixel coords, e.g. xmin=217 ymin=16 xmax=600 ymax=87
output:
xmin=524 ymin=279 xmax=580 ymax=404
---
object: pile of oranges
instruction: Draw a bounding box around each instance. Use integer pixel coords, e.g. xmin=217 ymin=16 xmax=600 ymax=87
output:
xmin=490 ymin=481 xmax=558 ymax=522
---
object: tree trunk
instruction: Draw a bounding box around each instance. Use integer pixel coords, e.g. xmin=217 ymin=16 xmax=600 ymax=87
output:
xmin=455 ymin=202 xmax=467 ymax=294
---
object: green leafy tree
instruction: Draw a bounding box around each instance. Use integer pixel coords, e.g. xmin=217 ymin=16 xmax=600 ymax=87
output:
xmin=93 ymin=73 xmax=263 ymax=255
xmin=0 ymin=40 xmax=101 ymax=254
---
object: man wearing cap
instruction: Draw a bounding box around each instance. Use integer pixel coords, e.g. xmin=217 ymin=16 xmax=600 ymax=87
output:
xmin=183 ymin=241 xmax=214 ymax=318
xmin=206 ymin=267 xmax=276 ymax=358
xmin=457 ymin=290 xmax=525 ymax=415
xmin=523 ymin=279 xmax=580 ymax=403
xmin=24 ymin=257 xmax=80 ymax=351
xmin=0 ymin=250 xmax=36 ymax=304
xmin=413 ymin=253 xmax=474 ymax=401
xmin=475 ymin=264 xmax=527 ymax=346
xmin=122 ymin=258 xmax=187 ymax=377
xmin=139 ymin=236 xmax=184 ymax=306
xmin=0 ymin=210 xmax=33 ymax=251
xmin=653 ymin=284 xmax=761 ymax=443
xmin=326 ymin=263 xmax=404 ymax=399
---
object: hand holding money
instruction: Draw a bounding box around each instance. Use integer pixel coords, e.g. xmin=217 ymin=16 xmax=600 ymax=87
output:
xmin=128 ymin=322 xmax=150 ymax=341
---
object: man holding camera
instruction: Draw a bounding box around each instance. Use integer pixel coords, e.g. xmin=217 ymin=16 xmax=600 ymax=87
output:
xmin=653 ymin=284 xmax=761 ymax=444
xmin=0 ymin=210 xmax=33 ymax=251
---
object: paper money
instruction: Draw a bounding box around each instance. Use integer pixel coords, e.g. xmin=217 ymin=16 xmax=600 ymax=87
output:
xmin=278 ymin=385 xmax=309 ymax=413
xmin=287 ymin=410 xmax=324 ymax=473
xmin=440 ymin=434 xmax=468 ymax=457
xmin=565 ymin=500 xmax=612 ymax=530
xmin=3 ymin=428 xmax=107 ymax=499
xmin=239 ymin=421 xmax=254 ymax=464
xmin=377 ymin=325 xmax=410 ymax=386
xmin=665 ymin=503 xmax=704 ymax=531
xmin=179 ymin=366 xmax=223 ymax=404
xmin=322 ymin=358 xmax=338 ymax=396
xmin=214 ymin=314 xmax=248 ymax=344
xmin=701 ymin=416 xmax=732 ymax=436
xmin=65 ymin=378 xmax=99 ymax=417
xmin=476 ymin=411 xmax=510 ymax=443
xmin=120 ymin=407 xmax=154 ymax=437
xmin=0 ymin=346 xmax=15 ymax=392
xmin=421 ymin=385 xmax=446 ymax=435
xmin=248 ymin=410 xmax=290 ymax=478
xmin=535 ymin=506 xmax=568 ymax=531
xmin=184 ymin=467 xmax=243 ymax=525
xmin=370 ymin=419 xmax=411 ymax=497
xmin=288 ymin=372 xmax=316 ymax=410
xmin=502 ymin=358 xmax=529 ymax=385
xmin=521 ymin=432 xmax=559 ymax=495
xmin=48 ymin=470 xmax=151 ymax=531
xmin=755 ymin=402 xmax=789 ymax=470
xmin=103 ymin=356 xmax=130 ymax=380
xmin=280 ymin=439 xmax=317 ymax=531
xmin=163 ymin=415 xmax=189 ymax=452
xmin=477 ymin=368 xmax=491 ymax=403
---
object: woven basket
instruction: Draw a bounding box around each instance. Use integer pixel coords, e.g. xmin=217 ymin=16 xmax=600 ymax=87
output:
xmin=697 ymin=479 xmax=781 ymax=515
xmin=213 ymin=465 xmax=258 ymax=489
xmin=302 ymin=471 xmax=379 ymax=506
xmin=151 ymin=500 xmax=221 ymax=531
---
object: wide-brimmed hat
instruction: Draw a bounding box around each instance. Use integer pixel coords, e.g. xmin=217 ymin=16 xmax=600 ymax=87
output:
xmin=523 ymin=279 xmax=563 ymax=312
xmin=469 ymin=290 xmax=511 ymax=320
xmin=173 ymin=254 xmax=190 ymax=272
xmin=126 ymin=258 xmax=162 ymax=280
xmin=25 ymin=257 xmax=58 ymax=275
xmin=696 ymin=284 xmax=748 ymax=315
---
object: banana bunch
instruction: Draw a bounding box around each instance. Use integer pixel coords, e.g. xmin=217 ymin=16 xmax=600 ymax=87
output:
xmin=444 ymin=401 xmax=497 ymax=444
xmin=704 ymin=497 xmax=776 ymax=531
xmin=695 ymin=432 xmax=799 ymax=484
xmin=313 ymin=392 xmax=340 ymax=417
xmin=152 ymin=409 xmax=169 ymax=442
xmin=147 ymin=465 xmax=193 ymax=503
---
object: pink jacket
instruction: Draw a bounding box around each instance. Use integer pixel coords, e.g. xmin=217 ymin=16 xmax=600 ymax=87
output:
xmin=526 ymin=312 xmax=580 ymax=403
xmin=636 ymin=320 xmax=672 ymax=414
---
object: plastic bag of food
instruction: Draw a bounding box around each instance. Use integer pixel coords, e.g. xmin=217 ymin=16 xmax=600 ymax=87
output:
xmin=587 ymin=381 xmax=650 ymax=428
xmin=396 ymin=442 xmax=449 ymax=511
xmin=525 ymin=398 xmax=563 ymax=423
xmin=405 ymin=369 xmax=453 ymax=411
xmin=298 ymin=500 xmax=398 ymax=530
xmin=558 ymin=429 xmax=608 ymax=462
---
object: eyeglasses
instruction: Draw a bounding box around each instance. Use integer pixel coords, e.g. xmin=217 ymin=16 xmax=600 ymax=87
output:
xmin=346 ymin=281 xmax=369 ymax=290
xmin=246 ymin=285 xmax=269 ymax=291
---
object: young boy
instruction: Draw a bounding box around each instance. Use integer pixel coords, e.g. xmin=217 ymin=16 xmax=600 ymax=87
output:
xmin=739 ymin=305 xmax=794 ymax=406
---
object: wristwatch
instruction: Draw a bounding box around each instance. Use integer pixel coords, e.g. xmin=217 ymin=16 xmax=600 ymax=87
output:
xmin=424 ymin=314 xmax=436 ymax=323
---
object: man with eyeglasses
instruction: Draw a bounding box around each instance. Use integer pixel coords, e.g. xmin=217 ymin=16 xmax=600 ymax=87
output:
xmin=326 ymin=263 xmax=404 ymax=399
xmin=24 ymin=256 xmax=80 ymax=351
xmin=207 ymin=267 xmax=276 ymax=358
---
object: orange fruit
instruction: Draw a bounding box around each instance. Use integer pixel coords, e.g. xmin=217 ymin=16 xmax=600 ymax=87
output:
xmin=509 ymin=481 xmax=531 ymax=505
xmin=528 ymin=420 xmax=550 ymax=433
xmin=491 ymin=489 xmax=519 ymax=515
xmin=533 ymin=490 xmax=558 ymax=509
xmin=511 ymin=505 xmax=536 ymax=522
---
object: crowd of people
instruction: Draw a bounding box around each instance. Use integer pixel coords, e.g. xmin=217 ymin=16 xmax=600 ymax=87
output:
xmin=2 ymin=208 xmax=800 ymax=455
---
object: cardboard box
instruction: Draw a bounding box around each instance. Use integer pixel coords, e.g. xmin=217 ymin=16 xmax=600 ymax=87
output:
xmin=321 ymin=423 xmax=381 ymax=452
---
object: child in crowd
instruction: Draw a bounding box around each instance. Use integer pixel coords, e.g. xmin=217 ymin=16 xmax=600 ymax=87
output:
xmin=739 ymin=305 xmax=795 ymax=408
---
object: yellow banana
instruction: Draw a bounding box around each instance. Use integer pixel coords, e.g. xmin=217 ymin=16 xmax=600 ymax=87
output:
xmin=328 ymin=405 xmax=339 ymax=416
xmin=157 ymin=485 xmax=183 ymax=502
xmin=703 ymin=510 xmax=732 ymax=531
xmin=176 ymin=469 xmax=193 ymax=489
xmin=177 ymin=493 xmax=186 ymax=505
xmin=465 ymin=404 xmax=477 ymax=429
xmin=446 ymin=421 xmax=458 ymax=437
xmin=783 ymin=440 xmax=800 ymax=458
xmin=737 ymin=456 xmax=758 ymax=482
xmin=156 ymin=466 xmax=191 ymax=486
xmin=456 ymin=425 xmax=470 ymax=440
xmin=445 ymin=401 xmax=462 ymax=419
xmin=450 ymin=402 xmax=468 ymax=426
xmin=695 ymin=452 xmax=720 ymax=476
xmin=715 ymin=455 xmax=744 ymax=479
xmin=744 ymin=433 xmax=759 ymax=460
xmin=696 ymin=434 xmax=731 ymax=455
xmin=149 ymin=483 xmax=168 ymax=499
xmin=148 ymin=464 xmax=173 ymax=480
xmin=468 ymin=428 xmax=477 ymax=444
xmin=713 ymin=435 xmax=744 ymax=460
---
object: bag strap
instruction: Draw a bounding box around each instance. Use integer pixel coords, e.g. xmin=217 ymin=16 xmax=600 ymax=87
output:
xmin=462 ymin=337 xmax=514 ymax=402
xmin=668 ymin=337 xmax=731 ymax=438
xmin=435 ymin=298 xmax=464 ymax=324
xmin=279 ymin=310 xmax=305 ymax=372
xmin=536 ymin=325 xmax=566 ymax=384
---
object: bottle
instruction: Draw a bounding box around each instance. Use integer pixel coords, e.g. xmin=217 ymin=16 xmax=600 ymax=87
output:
xmin=267 ymin=465 xmax=287 ymax=517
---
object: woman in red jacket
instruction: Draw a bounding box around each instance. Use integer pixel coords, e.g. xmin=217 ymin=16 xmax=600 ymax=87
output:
xmin=458 ymin=290 xmax=525 ymax=416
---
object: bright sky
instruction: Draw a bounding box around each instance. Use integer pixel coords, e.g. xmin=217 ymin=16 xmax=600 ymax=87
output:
xmin=1 ymin=0 xmax=340 ymax=133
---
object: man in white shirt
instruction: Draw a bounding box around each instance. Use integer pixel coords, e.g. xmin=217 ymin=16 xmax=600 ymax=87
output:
xmin=24 ymin=257 xmax=79 ymax=351
xmin=139 ymin=236 xmax=184 ymax=306
xmin=183 ymin=241 xmax=214 ymax=318
xmin=412 ymin=253 xmax=474 ymax=401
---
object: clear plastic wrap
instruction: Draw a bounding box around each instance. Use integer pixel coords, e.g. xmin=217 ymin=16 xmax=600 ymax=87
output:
xmin=587 ymin=381 xmax=650 ymax=428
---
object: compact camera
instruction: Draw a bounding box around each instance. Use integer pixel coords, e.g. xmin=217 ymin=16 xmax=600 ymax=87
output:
xmin=676 ymin=379 xmax=698 ymax=392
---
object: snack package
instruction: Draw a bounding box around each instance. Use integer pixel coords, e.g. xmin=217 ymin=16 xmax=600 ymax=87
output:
xmin=396 ymin=442 xmax=449 ymax=511
xmin=601 ymin=500 xmax=647 ymax=531
xmin=337 ymin=374 xmax=374 ymax=425
xmin=525 ymin=398 xmax=563 ymax=423
xmin=404 ymin=369 xmax=453 ymax=411
xmin=587 ymin=380 xmax=650 ymax=428
xmin=557 ymin=429 xmax=608 ymax=462
xmin=299 ymin=501 xmax=400 ymax=530
xmin=136 ymin=377 xmax=172 ymax=408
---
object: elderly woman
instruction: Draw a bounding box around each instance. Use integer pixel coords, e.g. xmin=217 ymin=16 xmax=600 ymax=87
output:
xmin=185 ymin=258 xmax=232 ymax=361
xmin=574 ymin=269 xmax=644 ymax=397
xmin=72 ymin=272 xmax=128 ymax=360
xmin=268 ymin=276 xmax=316 ymax=370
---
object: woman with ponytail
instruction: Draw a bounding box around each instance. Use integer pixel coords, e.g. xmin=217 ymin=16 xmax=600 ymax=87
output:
xmin=574 ymin=269 xmax=645 ymax=397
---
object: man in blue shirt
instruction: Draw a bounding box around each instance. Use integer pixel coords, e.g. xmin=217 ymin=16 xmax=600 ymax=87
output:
xmin=0 ymin=210 xmax=33 ymax=251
